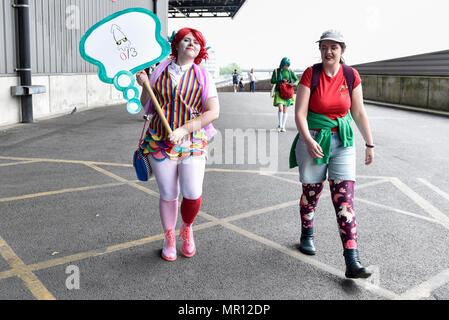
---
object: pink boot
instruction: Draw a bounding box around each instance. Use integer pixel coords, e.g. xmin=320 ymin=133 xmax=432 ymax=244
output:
xmin=160 ymin=198 xmax=178 ymax=262
xmin=179 ymin=223 xmax=196 ymax=258
xmin=161 ymin=229 xmax=177 ymax=262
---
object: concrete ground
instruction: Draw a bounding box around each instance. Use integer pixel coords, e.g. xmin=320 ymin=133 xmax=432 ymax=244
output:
xmin=1 ymin=92 xmax=449 ymax=302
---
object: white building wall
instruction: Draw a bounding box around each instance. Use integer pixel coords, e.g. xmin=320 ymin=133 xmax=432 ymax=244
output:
xmin=0 ymin=75 xmax=130 ymax=127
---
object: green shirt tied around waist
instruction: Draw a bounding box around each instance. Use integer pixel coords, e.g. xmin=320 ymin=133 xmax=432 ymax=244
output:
xmin=289 ymin=111 xmax=354 ymax=168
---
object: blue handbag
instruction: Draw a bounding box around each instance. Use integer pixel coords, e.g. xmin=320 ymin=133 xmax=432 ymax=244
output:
xmin=133 ymin=116 xmax=152 ymax=181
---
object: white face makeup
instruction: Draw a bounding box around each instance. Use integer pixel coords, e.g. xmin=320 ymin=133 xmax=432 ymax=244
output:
xmin=176 ymin=32 xmax=201 ymax=62
xmin=320 ymin=40 xmax=344 ymax=65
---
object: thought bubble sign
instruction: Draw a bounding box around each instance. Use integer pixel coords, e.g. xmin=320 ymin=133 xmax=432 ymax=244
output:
xmin=79 ymin=8 xmax=170 ymax=114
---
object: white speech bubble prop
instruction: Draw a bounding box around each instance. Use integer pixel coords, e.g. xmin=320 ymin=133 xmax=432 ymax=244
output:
xmin=80 ymin=8 xmax=170 ymax=114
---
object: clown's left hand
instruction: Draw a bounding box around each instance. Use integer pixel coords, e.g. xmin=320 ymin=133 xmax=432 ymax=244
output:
xmin=168 ymin=127 xmax=189 ymax=145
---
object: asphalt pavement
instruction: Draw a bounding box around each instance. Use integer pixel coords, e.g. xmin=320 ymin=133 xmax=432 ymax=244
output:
xmin=1 ymin=92 xmax=449 ymax=302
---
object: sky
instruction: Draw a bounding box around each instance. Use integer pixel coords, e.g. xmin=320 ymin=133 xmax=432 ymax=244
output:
xmin=168 ymin=0 xmax=449 ymax=70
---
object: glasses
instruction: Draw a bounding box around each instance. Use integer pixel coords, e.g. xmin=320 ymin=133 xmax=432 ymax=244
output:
xmin=116 ymin=38 xmax=128 ymax=45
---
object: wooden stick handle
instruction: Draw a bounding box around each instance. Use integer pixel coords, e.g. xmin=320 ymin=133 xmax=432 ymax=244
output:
xmin=142 ymin=81 xmax=172 ymax=135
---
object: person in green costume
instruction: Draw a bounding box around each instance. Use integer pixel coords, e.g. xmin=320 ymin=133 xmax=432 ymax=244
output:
xmin=271 ymin=57 xmax=299 ymax=132
xmin=290 ymin=29 xmax=374 ymax=279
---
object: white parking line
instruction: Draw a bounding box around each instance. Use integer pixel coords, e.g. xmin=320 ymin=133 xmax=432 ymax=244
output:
xmin=356 ymin=198 xmax=441 ymax=226
xmin=400 ymin=268 xmax=449 ymax=300
xmin=389 ymin=177 xmax=449 ymax=230
xmin=417 ymin=178 xmax=449 ymax=203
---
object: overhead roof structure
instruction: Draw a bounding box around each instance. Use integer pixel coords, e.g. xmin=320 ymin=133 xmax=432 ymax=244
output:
xmin=168 ymin=0 xmax=247 ymax=18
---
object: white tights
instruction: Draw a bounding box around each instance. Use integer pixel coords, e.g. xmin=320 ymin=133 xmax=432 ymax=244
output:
xmin=148 ymin=155 xmax=206 ymax=200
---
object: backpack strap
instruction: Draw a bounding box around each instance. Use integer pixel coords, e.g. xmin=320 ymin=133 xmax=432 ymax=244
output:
xmin=341 ymin=64 xmax=355 ymax=99
xmin=310 ymin=63 xmax=322 ymax=97
xmin=310 ymin=63 xmax=355 ymax=99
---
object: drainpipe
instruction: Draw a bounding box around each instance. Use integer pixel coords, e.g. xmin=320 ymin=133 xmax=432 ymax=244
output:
xmin=153 ymin=0 xmax=158 ymax=15
xmin=11 ymin=0 xmax=45 ymax=123
xmin=13 ymin=0 xmax=33 ymax=123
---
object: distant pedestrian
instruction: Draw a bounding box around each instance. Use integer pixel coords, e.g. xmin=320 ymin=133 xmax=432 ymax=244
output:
xmin=271 ymin=57 xmax=299 ymax=132
xmin=248 ymin=68 xmax=256 ymax=92
xmin=136 ymin=27 xmax=220 ymax=262
xmin=238 ymin=77 xmax=244 ymax=92
xmin=290 ymin=29 xmax=374 ymax=278
xmin=232 ymin=69 xmax=239 ymax=92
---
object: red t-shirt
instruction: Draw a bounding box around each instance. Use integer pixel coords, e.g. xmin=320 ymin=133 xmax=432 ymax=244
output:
xmin=299 ymin=65 xmax=361 ymax=120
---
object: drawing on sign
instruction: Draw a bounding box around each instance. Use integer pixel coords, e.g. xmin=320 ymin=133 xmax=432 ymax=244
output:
xmin=79 ymin=8 xmax=170 ymax=114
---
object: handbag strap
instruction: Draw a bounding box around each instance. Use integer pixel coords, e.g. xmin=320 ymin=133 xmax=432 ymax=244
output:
xmin=138 ymin=116 xmax=149 ymax=147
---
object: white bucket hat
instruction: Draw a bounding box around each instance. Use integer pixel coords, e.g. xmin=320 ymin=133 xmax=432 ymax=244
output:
xmin=316 ymin=29 xmax=345 ymax=43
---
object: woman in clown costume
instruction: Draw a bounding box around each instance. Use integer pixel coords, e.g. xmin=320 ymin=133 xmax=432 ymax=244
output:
xmin=136 ymin=28 xmax=219 ymax=262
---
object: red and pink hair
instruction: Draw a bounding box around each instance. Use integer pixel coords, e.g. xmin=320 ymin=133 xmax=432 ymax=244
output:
xmin=170 ymin=28 xmax=208 ymax=65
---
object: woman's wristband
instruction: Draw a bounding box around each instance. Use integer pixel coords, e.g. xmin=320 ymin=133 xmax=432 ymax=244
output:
xmin=365 ymin=143 xmax=375 ymax=148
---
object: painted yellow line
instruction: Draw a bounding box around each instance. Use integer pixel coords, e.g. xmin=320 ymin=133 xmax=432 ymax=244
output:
xmin=223 ymin=200 xmax=299 ymax=222
xmin=0 ymin=269 xmax=16 ymax=280
xmin=197 ymin=205 xmax=400 ymax=300
xmin=218 ymin=180 xmax=386 ymax=223
xmin=17 ymin=221 xmax=219 ymax=276
xmin=206 ymin=168 xmax=279 ymax=175
xmin=219 ymin=220 xmax=400 ymax=300
xmin=84 ymin=164 xmax=130 ymax=183
xmin=0 ymin=236 xmax=55 ymax=300
xmin=0 ymin=155 xmax=132 ymax=167
xmin=0 ymin=156 xmax=405 ymax=299
xmin=0 ymin=183 xmax=400 ymax=300
xmin=85 ymin=163 xmax=159 ymax=197
xmin=0 ymin=160 xmax=40 ymax=167
xmin=0 ymin=182 xmax=129 ymax=203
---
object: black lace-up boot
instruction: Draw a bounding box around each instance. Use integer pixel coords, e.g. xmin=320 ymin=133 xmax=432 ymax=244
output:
xmin=299 ymin=227 xmax=316 ymax=255
xmin=343 ymin=249 xmax=372 ymax=278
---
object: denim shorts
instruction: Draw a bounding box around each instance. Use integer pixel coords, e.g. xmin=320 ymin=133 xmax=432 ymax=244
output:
xmin=295 ymin=130 xmax=356 ymax=184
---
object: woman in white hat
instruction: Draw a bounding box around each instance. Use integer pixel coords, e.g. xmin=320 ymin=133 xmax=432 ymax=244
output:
xmin=290 ymin=29 xmax=374 ymax=278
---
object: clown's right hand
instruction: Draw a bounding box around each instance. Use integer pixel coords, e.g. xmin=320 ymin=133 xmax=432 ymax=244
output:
xmin=136 ymin=70 xmax=149 ymax=87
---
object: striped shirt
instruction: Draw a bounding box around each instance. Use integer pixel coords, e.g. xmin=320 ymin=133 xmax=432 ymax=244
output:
xmin=148 ymin=65 xmax=203 ymax=140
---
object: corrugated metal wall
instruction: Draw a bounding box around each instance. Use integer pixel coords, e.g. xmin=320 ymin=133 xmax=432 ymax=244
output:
xmin=0 ymin=0 xmax=17 ymax=75
xmin=1 ymin=0 xmax=167 ymax=76
xmin=352 ymin=50 xmax=449 ymax=77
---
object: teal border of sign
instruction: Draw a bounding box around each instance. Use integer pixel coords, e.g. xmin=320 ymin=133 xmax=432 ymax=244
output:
xmin=79 ymin=7 xmax=170 ymax=84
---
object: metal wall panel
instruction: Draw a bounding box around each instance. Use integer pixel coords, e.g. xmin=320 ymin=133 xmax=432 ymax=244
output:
xmin=0 ymin=0 xmax=5 ymax=74
xmin=1 ymin=0 xmax=17 ymax=75
xmin=1 ymin=0 xmax=165 ymax=76
xmin=352 ymin=50 xmax=449 ymax=77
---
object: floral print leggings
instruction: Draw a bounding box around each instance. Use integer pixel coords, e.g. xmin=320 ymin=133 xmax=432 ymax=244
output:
xmin=300 ymin=180 xmax=358 ymax=249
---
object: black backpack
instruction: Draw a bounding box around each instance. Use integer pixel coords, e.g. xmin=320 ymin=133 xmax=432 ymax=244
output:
xmin=310 ymin=63 xmax=355 ymax=98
